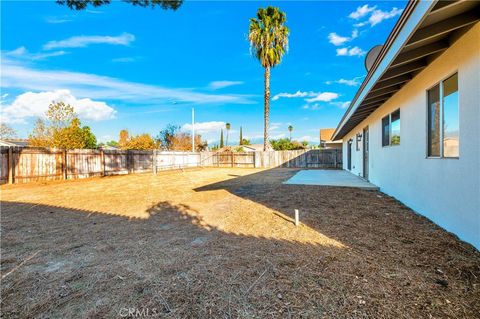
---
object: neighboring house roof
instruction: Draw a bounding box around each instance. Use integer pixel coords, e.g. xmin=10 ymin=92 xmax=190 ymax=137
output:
xmin=0 ymin=139 xmax=29 ymax=147
xmin=320 ymin=128 xmax=336 ymax=142
xmin=333 ymin=0 xmax=480 ymax=140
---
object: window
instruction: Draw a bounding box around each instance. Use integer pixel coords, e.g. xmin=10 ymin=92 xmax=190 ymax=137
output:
xmin=427 ymin=73 xmax=459 ymax=158
xmin=390 ymin=110 xmax=400 ymax=145
xmin=382 ymin=116 xmax=390 ymax=146
xmin=356 ymin=134 xmax=361 ymax=151
xmin=382 ymin=109 xmax=400 ymax=147
xmin=428 ymin=84 xmax=441 ymax=156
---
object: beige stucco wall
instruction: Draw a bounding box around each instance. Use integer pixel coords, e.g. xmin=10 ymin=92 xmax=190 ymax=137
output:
xmin=342 ymin=23 xmax=480 ymax=249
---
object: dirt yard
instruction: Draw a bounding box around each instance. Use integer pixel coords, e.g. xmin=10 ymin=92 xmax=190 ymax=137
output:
xmin=1 ymin=168 xmax=479 ymax=318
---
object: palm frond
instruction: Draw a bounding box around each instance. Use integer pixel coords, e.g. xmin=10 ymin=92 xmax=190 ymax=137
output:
xmin=248 ymin=6 xmax=289 ymax=68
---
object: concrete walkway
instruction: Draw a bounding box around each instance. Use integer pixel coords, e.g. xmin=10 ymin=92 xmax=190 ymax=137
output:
xmin=284 ymin=169 xmax=379 ymax=190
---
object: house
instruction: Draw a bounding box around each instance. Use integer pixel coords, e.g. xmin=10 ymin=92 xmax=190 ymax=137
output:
xmin=332 ymin=0 xmax=479 ymax=249
xmin=319 ymin=128 xmax=342 ymax=149
xmin=0 ymin=139 xmax=29 ymax=147
xmin=242 ymin=144 xmax=265 ymax=152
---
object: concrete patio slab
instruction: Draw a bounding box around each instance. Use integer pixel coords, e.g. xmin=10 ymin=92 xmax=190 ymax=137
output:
xmin=283 ymin=169 xmax=379 ymax=190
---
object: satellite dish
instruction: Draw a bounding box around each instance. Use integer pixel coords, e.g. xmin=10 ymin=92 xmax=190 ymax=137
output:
xmin=365 ymin=45 xmax=383 ymax=72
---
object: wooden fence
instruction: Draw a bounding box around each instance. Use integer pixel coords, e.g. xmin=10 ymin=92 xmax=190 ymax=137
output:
xmin=0 ymin=147 xmax=342 ymax=184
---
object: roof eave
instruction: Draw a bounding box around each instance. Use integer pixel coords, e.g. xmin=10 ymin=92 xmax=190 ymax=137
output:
xmin=332 ymin=0 xmax=436 ymax=141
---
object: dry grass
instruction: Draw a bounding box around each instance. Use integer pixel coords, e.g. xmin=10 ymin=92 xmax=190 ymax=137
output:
xmin=1 ymin=168 xmax=479 ymax=318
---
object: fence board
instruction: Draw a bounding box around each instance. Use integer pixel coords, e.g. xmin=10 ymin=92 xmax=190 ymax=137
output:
xmin=0 ymin=147 xmax=9 ymax=183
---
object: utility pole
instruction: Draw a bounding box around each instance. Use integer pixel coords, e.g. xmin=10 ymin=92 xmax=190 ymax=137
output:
xmin=192 ymin=107 xmax=195 ymax=152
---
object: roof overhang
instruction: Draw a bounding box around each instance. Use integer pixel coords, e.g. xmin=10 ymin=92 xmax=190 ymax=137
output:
xmin=333 ymin=0 xmax=480 ymax=140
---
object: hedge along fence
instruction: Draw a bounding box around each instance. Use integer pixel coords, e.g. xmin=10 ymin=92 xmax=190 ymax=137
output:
xmin=0 ymin=147 xmax=341 ymax=184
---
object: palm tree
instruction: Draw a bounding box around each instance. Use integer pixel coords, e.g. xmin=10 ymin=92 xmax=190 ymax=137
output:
xmin=288 ymin=125 xmax=293 ymax=141
xmin=249 ymin=6 xmax=289 ymax=151
xmin=225 ymin=123 xmax=231 ymax=146
xmin=239 ymin=126 xmax=243 ymax=145
xmin=220 ymin=129 xmax=224 ymax=148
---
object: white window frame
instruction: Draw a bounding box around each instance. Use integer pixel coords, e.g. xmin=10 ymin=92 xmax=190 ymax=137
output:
xmin=382 ymin=109 xmax=400 ymax=147
xmin=426 ymin=71 xmax=459 ymax=159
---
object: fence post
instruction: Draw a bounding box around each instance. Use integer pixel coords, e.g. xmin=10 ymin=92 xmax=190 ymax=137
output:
xmin=127 ymin=150 xmax=131 ymax=174
xmin=152 ymin=150 xmax=157 ymax=174
xmin=8 ymin=147 xmax=13 ymax=184
xmin=100 ymin=150 xmax=105 ymax=176
xmin=63 ymin=149 xmax=68 ymax=180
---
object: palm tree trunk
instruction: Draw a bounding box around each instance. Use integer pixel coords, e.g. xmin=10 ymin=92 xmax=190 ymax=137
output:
xmin=264 ymin=66 xmax=271 ymax=151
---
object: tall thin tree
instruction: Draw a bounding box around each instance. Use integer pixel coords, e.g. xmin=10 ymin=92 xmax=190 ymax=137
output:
xmin=225 ymin=123 xmax=231 ymax=146
xmin=239 ymin=126 xmax=243 ymax=145
xmin=249 ymin=6 xmax=289 ymax=151
xmin=220 ymin=129 xmax=224 ymax=148
xmin=288 ymin=125 xmax=293 ymax=141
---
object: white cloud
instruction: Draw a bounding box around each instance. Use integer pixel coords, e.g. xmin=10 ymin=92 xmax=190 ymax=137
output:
xmin=303 ymin=99 xmax=350 ymax=111
xmin=297 ymin=135 xmax=317 ymax=143
xmin=112 ymin=56 xmax=141 ymax=63
xmin=302 ymin=103 xmax=321 ymax=110
xmin=6 ymin=47 xmax=27 ymax=56
xmin=330 ymin=101 xmax=351 ymax=109
xmin=328 ymin=33 xmax=350 ymax=46
xmin=5 ymin=46 xmax=67 ymax=60
xmin=351 ymin=29 xmax=359 ymax=39
xmin=182 ymin=121 xmax=225 ymax=134
xmin=326 ymin=77 xmax=363 ymax=86
xmin=369 ymin=7 xmax=402 ymax=26
xmin=86 ymin=9 xmax=103 ymax=14
xmin=269 ymin=122 xmax=282 ymax=131
xmin=350 ymin=5 xmax=403 ymax=27
xmin=274 ymin=91 xmax=339 ymax=103
xmin=328 ymin=29 xmax=358 ymax=46
xmin=45 ymin=17 xmax=73 ymax=24
xmin=208 ymin=81 xmax=243 ymax=90
xmin=272 ymin=91 xmax=310 ymax=101
xmin=305 ymin=92 xmax=339 ymax=103
xmin=348 ymin=47 xmax=366 ymax=56
xmin=354 ymin=21 xmax=368 ymax=28
xmin=31 ymin=51 xmax=68 ymax=60
xmin=337 ymin=79 xmax=359 ymax=86
xmin=1 ymin=58 xmax=253 ymax=105
xmin=0 ymin=89 xmax=116 ymax=124
xmin=336 ymin=46 xmax=366 ymax=57
xmin=349 ymin=4 xmax=376 ymax=20
xmin=336 ymin=48 xmax=348 ymax=56
xmin=43 ymin=33 xmax=135 ymax=50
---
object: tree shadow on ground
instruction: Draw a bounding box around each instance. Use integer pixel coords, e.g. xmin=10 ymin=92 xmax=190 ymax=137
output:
xmin=1 ymin=196 xmax=479 ymax=318
xmin=193 ymin=168 xmax=480 ymax=314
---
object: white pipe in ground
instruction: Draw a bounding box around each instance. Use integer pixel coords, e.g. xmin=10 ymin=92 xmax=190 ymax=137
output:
xmin=295 ymin=209 xmax=300 ymax=226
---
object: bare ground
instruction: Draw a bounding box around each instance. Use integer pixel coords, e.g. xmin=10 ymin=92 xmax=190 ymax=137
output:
xmin=1 ymin=168 xmax=479 ymax=318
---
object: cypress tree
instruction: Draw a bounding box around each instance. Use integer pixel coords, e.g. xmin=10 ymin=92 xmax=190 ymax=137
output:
xmin=220 ymin=129 xmax=224 ymax=148
xmin=239 ymin=126 xmax=243 ymax=145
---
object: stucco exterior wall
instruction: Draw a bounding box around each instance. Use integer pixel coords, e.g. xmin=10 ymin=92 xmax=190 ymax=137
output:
xmin=342 ymin=23 xmax=480 ymax=249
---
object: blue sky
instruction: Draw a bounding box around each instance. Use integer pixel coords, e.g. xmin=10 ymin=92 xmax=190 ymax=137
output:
xmin=1 ymin=0 xmax=406 ymax=145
